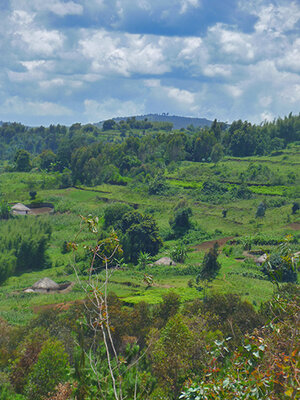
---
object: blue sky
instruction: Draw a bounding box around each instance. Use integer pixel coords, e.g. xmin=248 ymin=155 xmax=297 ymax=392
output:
xmin=1 ymin=0 xmax=300 ymax=126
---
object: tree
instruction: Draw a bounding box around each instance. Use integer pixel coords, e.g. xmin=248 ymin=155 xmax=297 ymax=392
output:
xmin=169 ymin=207 xmax=192 ymax=237
xmin=60 ymin=168 xmax=72 ymax=188
xmin=148 ymin=174 xmax=167 ymax=195
xmin=256 ymin=201 xmax=266 ymax=218
xmin=39 ymin=150 xmax=57 ymax=171
xmin=0 ymin=201 xmax=10 ymax=220
xmin=14 ymin=149 xmax=31 ymax=172
xmin=210 ymin=143 xmax=224 ymax=163
xmin=197 ymin=243 xmax=221 ymax=282
xmin=24 ymin=339 xmax=69 ymax=400
xmin=29 ymin=191 xmax=37 ymax=200
xmin=103 ymin=203 xmax=132 ymax=229
xmin=121 ymin=212 xmax=163 ymax=263
xmin=150 ymin=315 xmax=193 ymax=399
xmin=103 ymin=119 xmax=116 ymax=131
xmin=292 ymin=202 xmax=299 ymax=214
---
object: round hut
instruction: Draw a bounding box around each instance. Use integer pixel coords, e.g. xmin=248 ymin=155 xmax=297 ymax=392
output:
xmin=11 ymin=203 xmax=31 ymax=215
xmin=32 ymin=277 xmax=60 ymax=293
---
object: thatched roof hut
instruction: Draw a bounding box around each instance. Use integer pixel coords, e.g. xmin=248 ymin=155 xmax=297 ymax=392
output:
xmin=154 ymin=257 xmax=176 ymax=266
xmin=11 ymin=203 xmax=31 ymax=215
xmin=32 ymin=277 xmax=59 ymax=292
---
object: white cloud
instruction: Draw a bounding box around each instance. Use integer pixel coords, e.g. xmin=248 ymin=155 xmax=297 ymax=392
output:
xmin=203 ymin=64 xmax=231 ymax=77
xmin=254 ymin=2 xmax=300 ymax=34
xmin=180 ymin=0 xmax=200 ymax=14
xmin=10 ymin=9 xmax=65 ymax=56
xmin=44 ymin=1 xmax=83 ymax=16
xmin=79 ymin=30 xmax=169 ymax=77
xmin=208 ymin=24 xmax=255 ymax=62
xmin=11 ymin=0 xmax=83 ymax=16
xmin=166 ymin=87 xmax=195 ymax=105
xmin=2 ymin=97 xmax=73 ymax=116
xmin=260 ymin=111 xmax=274 ymax=122
xmin=84 ymin=98 xmax=145 ymax=121
xmin=225 ymin=84 xmax=243 ymax=98
xmin=277 ymin=38 xmax=300 ymax=73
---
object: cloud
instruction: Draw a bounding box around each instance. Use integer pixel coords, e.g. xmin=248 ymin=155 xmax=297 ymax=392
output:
xmin=79 ymin=30 xmax=170 ymax=77
xmin=0 ymin=0 xmax=299 ymax=125
xmin=2 ymin=96 xmax=73 ymax=116
xmin=180 ymin=0 xmax=201 ymax=14
xmin=84 ymin=98 xmax=145 ymax=121
xmin=10 ymin=9 xmax=65 ymax=56
xmin=11 ymin=0 xmax=83 ymax=16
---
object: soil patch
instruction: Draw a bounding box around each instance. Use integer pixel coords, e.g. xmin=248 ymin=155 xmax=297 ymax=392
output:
xmin=29 ymin=207 xmax=54 ymax=215
xmin=286 ymin=222 xmax=300 ymax=230
xmin=32 ymin=298 xmax=84 ymax=313
xmin=193 ymin=236 xmax=235 ymax=251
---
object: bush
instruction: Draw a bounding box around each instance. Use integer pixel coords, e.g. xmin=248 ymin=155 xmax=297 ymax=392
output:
xmin=261 ymin=236 xmax=298 ymax=283
xmin=169 ymin=207 xmax=192 ymax=237
xmin=103 ymin=202 xmax=132 ymax=229
xmin=0 ymin=218 xmax=52 ymax=281
xmin=197 ymin=243 xmax=221 ymax=282
xmin=170 ymin=243 xmax=188 ymax=263
xmin=121 ymin=211 xmax=163 ymax=263
xmin=24 ymin=339 xmax=69 ymax=400
xmin=256 ymin=202 xmax=266 ymax=218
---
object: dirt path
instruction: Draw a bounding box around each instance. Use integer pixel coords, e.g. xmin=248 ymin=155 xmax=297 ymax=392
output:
xmin=286 ymin=222 xmax=300 ymax=230
xmin=193 ymin=236 xmax=235 ymax=251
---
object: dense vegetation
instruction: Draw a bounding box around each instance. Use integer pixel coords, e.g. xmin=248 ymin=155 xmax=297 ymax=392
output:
xmin=0 ymin=112 xmax=299 ymax=399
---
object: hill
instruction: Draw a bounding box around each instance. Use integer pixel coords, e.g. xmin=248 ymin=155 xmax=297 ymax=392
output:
xmin=96 ymin=113 xmax=213 ymax=129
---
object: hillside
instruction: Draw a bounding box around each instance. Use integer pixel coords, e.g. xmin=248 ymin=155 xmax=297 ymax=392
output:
xmin=0 ymin=113 xmax=299 ymax=400
xmin=96 ymin=113 xmax=213 ymax=129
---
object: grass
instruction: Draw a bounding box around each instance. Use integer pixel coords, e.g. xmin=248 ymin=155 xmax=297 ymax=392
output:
xmin=0 ymin=148 xmax=299 ymax=325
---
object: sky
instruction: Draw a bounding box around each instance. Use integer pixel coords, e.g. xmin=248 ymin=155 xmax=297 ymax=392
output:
xmin=0 ymin=0 xmax=300 ymax=126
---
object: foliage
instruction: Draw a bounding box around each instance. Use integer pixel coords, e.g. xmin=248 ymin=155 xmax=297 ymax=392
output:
xmin=0 ymin=218 xmax=51 ymax=283
xmin=29 ymin=191 xmax=37 ymax=200
xmin=170 ymin=243 xmax=188 ymax=263
xmin=149 ymin=315 xmax=194 ymax=399
xmin=103 ymin=202 xmax=132 ymax=229
xmin=24 ymin=339 xmax=70 ymax=400
xmin=256 ymin=201 xmax=266 ymax=218
xmin=292 ymin=202 xmax=299 ymax=214
xmin=148 ymin=174 xmax=168 ymax=195
xmin=120 ymin=211 xmax=162 ymax=263
xmin=262 ymin=235 xmax=298 ymax=283
xmin=197 ymin=243 xmax=221 ymax=282
xmin=0 ymin=201 xmax=10 ymax=220
xmin=138 ymin=252 xmax=152 ymax=269
xmin=10 ymin=329 xmax=50 ymax=393
xmin=14 ymin=150 xmax=31 ymax=172
xmin=169 ymin=207 xmax=192 ymax=237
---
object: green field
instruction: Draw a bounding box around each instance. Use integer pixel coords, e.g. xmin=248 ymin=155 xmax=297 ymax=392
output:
xmin=0 ymin=145 xmax=299 ymax=325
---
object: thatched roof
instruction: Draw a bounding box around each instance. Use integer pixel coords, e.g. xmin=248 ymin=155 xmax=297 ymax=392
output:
xmin=11 ymin=203 xmax=31 ymax=211
xmin=154 ymin=257 xmax=176 ymax=266
xmin=32 ymin=278 xmax=59 ymax=290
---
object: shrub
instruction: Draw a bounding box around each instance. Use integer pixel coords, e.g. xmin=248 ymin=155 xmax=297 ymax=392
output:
xmin=103 ymin=202 xmax=132 ymax=229
xmin=170 ymin=243 xmax=188 ymax=263
xmin=169 ymin=207 xmax=192 ymax=237
xmin=256 ymin=202 xmax=266 ymax=218
xmin=24 ymin=339 xmax=70 ymax=400
xmin=197 ymin=243 xmax=221 ymax=282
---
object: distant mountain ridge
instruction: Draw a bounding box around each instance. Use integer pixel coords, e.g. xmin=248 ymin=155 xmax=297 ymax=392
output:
xmin=96 ymin=114 xmax=213 ymax=130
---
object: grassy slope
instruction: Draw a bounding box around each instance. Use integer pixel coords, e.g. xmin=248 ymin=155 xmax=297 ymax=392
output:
xmin=0 ymin=147 xmax=299 ymax=325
